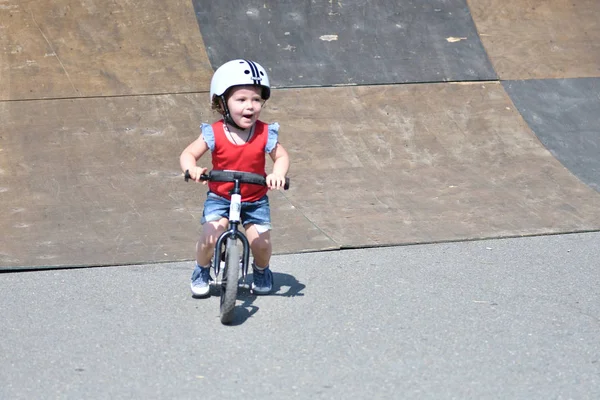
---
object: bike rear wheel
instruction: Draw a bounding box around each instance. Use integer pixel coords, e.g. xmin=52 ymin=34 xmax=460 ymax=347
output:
xmin=220 ymin=238 xmax=239 ymax=324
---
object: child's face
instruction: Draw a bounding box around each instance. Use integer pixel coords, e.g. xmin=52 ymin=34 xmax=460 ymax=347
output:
xmin=226 ymin=85 xmax=264 ymax=130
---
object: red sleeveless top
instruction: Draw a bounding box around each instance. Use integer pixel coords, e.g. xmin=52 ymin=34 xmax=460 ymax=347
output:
xmin=208 ymin=120 xmax=269 ymax=201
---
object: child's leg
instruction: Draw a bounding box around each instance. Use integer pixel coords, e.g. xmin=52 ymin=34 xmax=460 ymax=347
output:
xmin=196 ymin=218 xmax=229 ymax=266
xmin=245 ymin=224 xmax=274 ymax=294
xmin=191 ymin=193 xmax=231 ymax=297
xmin=190 ymin=218 xmax=228 ymax=297
xmin=241 ymin=196 xmax=273 ymax=294
xmin=245 ymin=224 xmax=272 ymax=268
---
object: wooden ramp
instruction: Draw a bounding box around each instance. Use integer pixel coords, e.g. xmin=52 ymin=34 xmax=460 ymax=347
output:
xmin=2 ymin=0 xmax=600 ymax=269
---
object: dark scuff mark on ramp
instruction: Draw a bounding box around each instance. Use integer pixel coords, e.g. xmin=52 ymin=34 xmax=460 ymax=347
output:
xmin=503 ymin=78 xmax=600 ymax=192
xmin=192 ymin=0 xmax=497 ymax=87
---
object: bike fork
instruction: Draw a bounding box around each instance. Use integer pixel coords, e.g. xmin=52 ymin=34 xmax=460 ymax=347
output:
xmin=213 ymin=232 xmax=250 ymax=280
xmin=211 ymin=180 xmax=251 ymax=284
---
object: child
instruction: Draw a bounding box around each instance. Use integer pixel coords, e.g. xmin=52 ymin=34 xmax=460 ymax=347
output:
xmin=180 ymin=59 xmax=290 ymax=297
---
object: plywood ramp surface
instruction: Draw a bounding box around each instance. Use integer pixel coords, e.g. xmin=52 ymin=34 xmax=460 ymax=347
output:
xmin=1 ymin=0 xmax=213 ymax=100
xmin=469 ymin=0 xmax=600 ymax=79
xmin=3 ymin=83 xmax=600 ymax=269
xmin=3 ymin=0 xmax=600 ymax=269
xmin=268 ymin=83 xmax=600 ymax=247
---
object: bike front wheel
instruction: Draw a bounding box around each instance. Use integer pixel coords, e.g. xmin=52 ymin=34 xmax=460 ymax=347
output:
xmin=220 ymin=238 xmax=239 ymax=324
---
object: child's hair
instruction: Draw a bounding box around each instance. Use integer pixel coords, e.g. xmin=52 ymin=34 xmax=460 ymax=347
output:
xmin=211 ymin=95 xmax=226 ymax=115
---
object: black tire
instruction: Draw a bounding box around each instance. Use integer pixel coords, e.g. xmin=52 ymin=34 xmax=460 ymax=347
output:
xmin=220 ymin=239 xmax=239 ymax=324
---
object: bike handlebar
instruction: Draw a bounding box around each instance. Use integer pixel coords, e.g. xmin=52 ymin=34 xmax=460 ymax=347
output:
xmin=184 ymin=169 xmax=290 ymax=190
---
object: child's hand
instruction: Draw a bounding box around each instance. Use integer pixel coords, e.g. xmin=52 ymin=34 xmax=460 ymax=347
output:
xmin=266 ymin=173 xmax=286 ymax=190
xmin=187 ymin=166 xmax=208 ymax=184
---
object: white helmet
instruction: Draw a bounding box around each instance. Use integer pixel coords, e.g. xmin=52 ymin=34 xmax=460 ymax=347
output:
xmin=209 ymin=59 xmax=271 ymax=102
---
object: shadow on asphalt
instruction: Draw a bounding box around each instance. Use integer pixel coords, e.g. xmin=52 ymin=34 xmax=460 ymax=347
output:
xmin=210 ymin=272 xmax=306 ymax=326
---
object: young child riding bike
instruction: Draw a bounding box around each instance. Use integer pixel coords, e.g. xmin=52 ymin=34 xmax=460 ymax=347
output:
xmin=179 ymin=59 xmax=290 ymax=297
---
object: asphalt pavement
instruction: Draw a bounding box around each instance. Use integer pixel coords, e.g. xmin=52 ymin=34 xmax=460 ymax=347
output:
xmin=2 ymin=232 xmax=599 ymax=399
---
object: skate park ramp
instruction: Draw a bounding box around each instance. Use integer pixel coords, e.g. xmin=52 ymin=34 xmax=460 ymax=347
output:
xmin=2 ymin=0 xmax=600 ymax=270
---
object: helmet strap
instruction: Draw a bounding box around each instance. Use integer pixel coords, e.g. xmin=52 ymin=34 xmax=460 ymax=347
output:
xmin=220 ymin=95 xmax=246 ymax=131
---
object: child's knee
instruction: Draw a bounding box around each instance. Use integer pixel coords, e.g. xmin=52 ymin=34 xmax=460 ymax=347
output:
xmin=250 ymin=236 xmax=270 ymax=252
xmin=196 ymin=238 xmax=215 ymax=254
xmin=198 ymin=230 xmax=222 ymax=250
xmin=201 ymin=220 xmax=227 ymax=245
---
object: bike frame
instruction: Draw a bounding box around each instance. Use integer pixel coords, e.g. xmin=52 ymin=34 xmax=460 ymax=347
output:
xmin=212 ymin=177 xmax=251 ymax=282
xmin=184 ymin=168 xmax=289 ymax=289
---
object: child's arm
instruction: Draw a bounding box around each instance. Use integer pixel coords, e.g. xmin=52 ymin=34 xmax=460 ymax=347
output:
xmin=180 ymin=134 xmax=210 ymax=183
xmin=266 ymin=142 xmax=290 ymax=190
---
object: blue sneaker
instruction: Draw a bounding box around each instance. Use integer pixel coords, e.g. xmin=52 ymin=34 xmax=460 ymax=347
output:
xmin=251 ymin=265 xmax=273 ymax=295
xmin=190 ymin=264 xmax=212 ymax=297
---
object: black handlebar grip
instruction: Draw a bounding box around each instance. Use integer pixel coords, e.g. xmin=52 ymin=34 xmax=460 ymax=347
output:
xmin=184 ymin=170 xmax=209 ymax=182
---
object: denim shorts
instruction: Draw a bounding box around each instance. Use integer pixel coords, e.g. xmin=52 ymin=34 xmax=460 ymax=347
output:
xmin=201 ymin=191 xmax=272 ymax=231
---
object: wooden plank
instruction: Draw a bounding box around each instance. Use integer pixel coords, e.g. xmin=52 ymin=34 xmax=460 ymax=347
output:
xmin=0 ymin=93 xmax=335 ymax=268
xmin=4 ymin=83 xmax=600 ymax=269
xmin=265 ymin=83 xmax=600 ymax=248
xmin=469 ymin=0 xmax=600 ymax=79
xmin=0 ymin=0 xmax=213 ymax=100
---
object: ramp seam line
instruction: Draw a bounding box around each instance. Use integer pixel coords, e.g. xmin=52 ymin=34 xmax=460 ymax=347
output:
xmin=0 ymin=79 xmax=507 ymax=104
